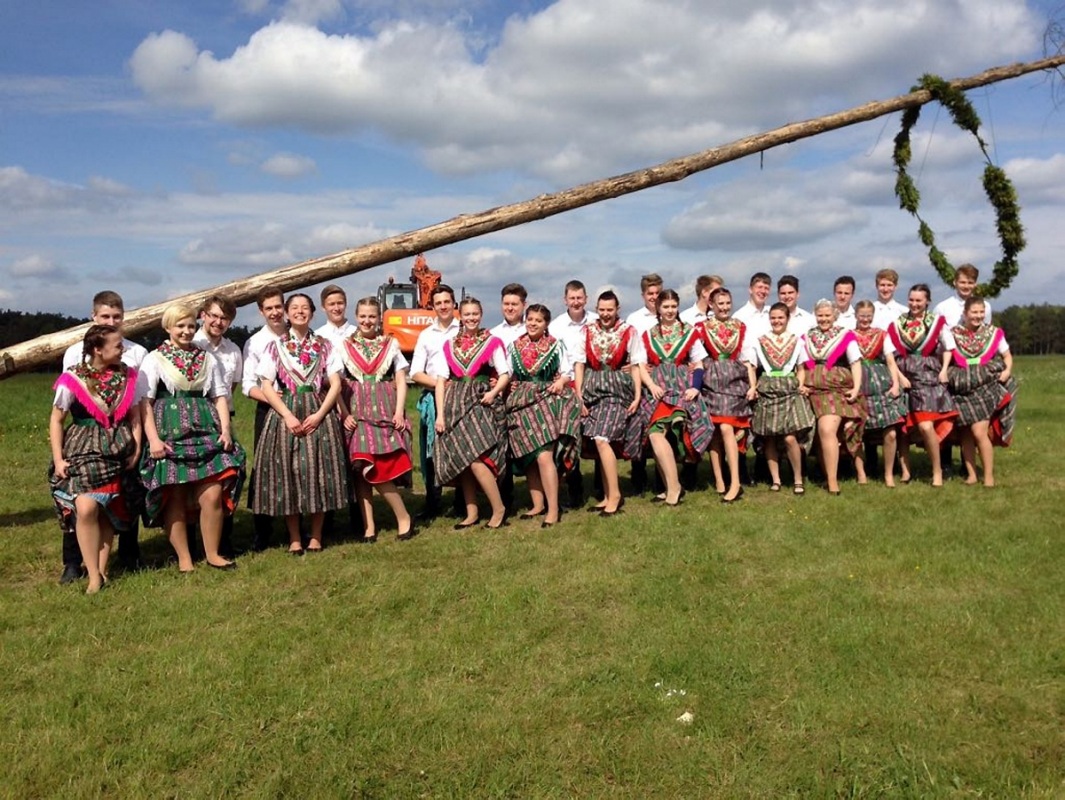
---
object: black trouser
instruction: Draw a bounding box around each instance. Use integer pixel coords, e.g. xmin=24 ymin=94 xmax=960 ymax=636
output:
xmin=250 ymin=400 xmax=274 ymax=549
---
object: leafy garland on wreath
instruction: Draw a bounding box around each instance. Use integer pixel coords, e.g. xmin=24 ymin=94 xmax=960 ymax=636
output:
xmin=892 ymin=74 xmax=1025 ymax=298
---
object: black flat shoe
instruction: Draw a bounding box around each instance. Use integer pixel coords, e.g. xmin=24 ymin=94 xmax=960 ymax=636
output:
xmin=396 ymin=524 xmax=417 ymax=541
xmin=520 ymin=510 xmax=545 ymax=520
xmin=208 ymin=561 xmax=238 ymax=571
xmin=305 ymin=546 xmax=323 ymax=553
xmin=599 ymin=508 xmax=624 ymax=517
xmin=484 ymin=520 xmax=510 ymax=530
xmin=454 ymin=521 xmax=478 ymax=530
xmin=59 ymin=564 xmax=85 ymax=585
xmin=289 ymin=548 xmax=305 ymax=557
xmin=721 ymin=488 xmax=744 ymax=505
xmin=540 ymin=521 xmax=556 ymax=529
xmin=359 ymin=534 xmax=378 ymax=544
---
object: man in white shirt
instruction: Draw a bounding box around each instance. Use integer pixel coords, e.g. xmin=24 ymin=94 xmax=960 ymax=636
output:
xmin=548 ymin=279 xmax=598 ymax=355
xmin=680 ymin=274 xmax=723 ymax=326
xmin=489 ymin=282 xmax=527 ymax=348
xmin=625 ymin=273 xmax=663 ymax=334
xmin=833 ymin=275 xmax=857 ymax=330
xmin=61 ymin=290 xmax=148 ymax=372
xmin=872 ymin=268 xmax=907 ymax=330
xmin=242 ymin=286 xmax=288 ymax=550
xmin=192 ymin=294 xmax=244 ymax=557
xmin=58 ymin=290 xmax=149 ymax=582
xmin=410 ymin=283 xmax=460 ymax=519
xmin=546 ymin=280 xmax=599 ymax=506
xmin=934 ymin=263 xmax=990 ymax=327
xmin=732 ymin=272 xmax=773 ymax=341
xmin=624 ymin=273 xmax=664 ymax=494
xmin=778 ymin=275 xmax=816 ymax=337
xmin=315 ymin=284 xmax=357 ymax=348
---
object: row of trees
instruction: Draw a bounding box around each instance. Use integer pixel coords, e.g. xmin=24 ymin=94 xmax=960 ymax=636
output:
xmin=2 ymin=304 xmax=1064 ymax=369
xmin=994 ymin=304 xmax=1065 ymax=355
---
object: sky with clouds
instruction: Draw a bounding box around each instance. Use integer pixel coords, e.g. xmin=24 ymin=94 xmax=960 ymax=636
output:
xmin=2 ymin=0 xmax=1064 ymax=329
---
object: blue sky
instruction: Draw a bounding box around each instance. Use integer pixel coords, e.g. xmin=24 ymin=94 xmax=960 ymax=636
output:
xmin=2 ymin=0 xmax=1063 ymax=329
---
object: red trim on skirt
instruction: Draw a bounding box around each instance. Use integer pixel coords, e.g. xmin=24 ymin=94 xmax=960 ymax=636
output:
xmin=351 ymin=450 xmax=414 ymax=484
xmin=906 ymin=410 xmax=957 ymax=444
xmin=161 ymin=467 xmax=241 ymax=522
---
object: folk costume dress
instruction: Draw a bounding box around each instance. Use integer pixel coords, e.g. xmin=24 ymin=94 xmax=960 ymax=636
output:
xmin=947 ymin=324 xmax=1017 ymax=446
xmin=49 ymin=363 xmax=145 ymax=533
xmin=251 ymin=332 xmax=349 ymax=516
xmin=802 ymin=326 xmax=867 ymax=458
xmin=750 ymin=330 xmax=816 ymax=441
xmin=340 ymin=332 xmax=413 ymax=485
xmin=505 ymin=333 xmax=581 ymax=474
xmin=854 ymin=327 xmax=908 ymax=434
xmin=575 ymin=320 xmax=645 ymax=460
xmin=637 ymin=322 xmax=714 ymax=460
xmin=699 ymin=318 xmax=754 ymax=439
xmin=887 ymin=312 xmax=959 ymax=442
xmin=139 ymin=342 xmax=246 ymax=525
xmin=435 ymin=328 xmax=510 ymax=486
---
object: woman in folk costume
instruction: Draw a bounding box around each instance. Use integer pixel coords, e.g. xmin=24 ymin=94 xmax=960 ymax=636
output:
xmin=49 ymin=325 xmax=144 ymax=593
xmin=947 ymin=296 xmax=1017 ymax=487
xmin=698 ymin=287 xmax=757 ymax=504
xmin=573 ymin=291 xmax=644 ymax=516
xmin=637 ymin=289 xmax=713 ymax=507
xmin=802 ymin=299 xmax=866 ymax=496
xmin=852 ymin=299 xmax=909 ymax=487
xmin=505 ymin=304 xmax=581 ymax=529
xmin=140 ymin=304 xmax=246 ymax=572
xmin=749 ymin=303 xmax=816 ymax=495
xmin=252 ymin=293 xmax=349 ymax=555
xmin=339 ymin=296 xmax=414 ymax=543
xmin=887 ymin=284 xmax=958 ymax=487
xmin=434 ymin=297 xmax=511 ymax=530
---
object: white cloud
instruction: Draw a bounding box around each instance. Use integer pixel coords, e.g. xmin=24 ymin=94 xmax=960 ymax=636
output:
xmin=9 ymin=254 xmax=64 ymax=278
xmin=129 ymin=0 xmax=1040 ymax=181
xmin=663 ymin=183 xmax=869 ymax=251
xmin=260 ymin=152 xmax=318 ymax=178
xmin=1005 ymin=153 xmax=1065 ymax=205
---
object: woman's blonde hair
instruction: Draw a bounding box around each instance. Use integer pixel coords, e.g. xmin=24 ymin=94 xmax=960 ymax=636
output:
xmin=161 ymin=303 xmax=198 ymax=330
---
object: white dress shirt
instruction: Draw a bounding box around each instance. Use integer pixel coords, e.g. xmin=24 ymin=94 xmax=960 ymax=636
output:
xmin=314 ymin=320 xmax=358 ymax=348
xmin=625 ymin=307 xmax=659 ymax=335
xmin=679 ymin=304 xmax=709 ymax=326
xmin=411 ymin=317 xmax=461 ymax=379
xmin=242 ymin=325 xmax=283 ymax=398
xmin=786 ymin=307 xmax=817 ymax=337
xmin=63 ymin=338 xmax=147 ymax=371
xmin=872 ymin=299 xmax=907 ymax=331
xmin=548 ymin=310 xmax=598 ymax=359
xmin=193 ymin=328 xmax=243 ymax=411
xmin=732 ymin=301 xmax=772 ymax=341
xmin=934 ymin=295 xmax=991 ymax=328
xmin=489 ymin=320 xmax=527 ymax=350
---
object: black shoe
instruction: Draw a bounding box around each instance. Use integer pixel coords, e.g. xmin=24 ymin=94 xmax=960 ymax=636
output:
xmin=397 ymin=524 xmax=418 ymax=541
xmin=209 ymin=561 xmax=238 ymax=571
xmin=59 ymin=563 xmax=85 ymax=584
xmin=416 ymin=504 xmax=441 ymax=523
xmin=453 ymin=521 xmax=478 ymax=530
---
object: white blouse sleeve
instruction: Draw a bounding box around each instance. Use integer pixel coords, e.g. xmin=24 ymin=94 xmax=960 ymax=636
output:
xmin=491 ymin=339 xmax=510 ymax=375
xmin=938 ymin=321 xmax=956 ymax=352
xmin=392 ymin=341 xmax=411 ymax=374
xmin=53 ymin=384 xmax=74 ymax=411
xmin=204 ymin=353 xmax=228 ymax=399
xmin=141 ymin=353 xmax=162 ymax=400
xmin=325 ymin=340 xmax=344 ymax=376
xmin=688 ymin=338 xmax=708 ymax=365
xmin=844 ymin=340 xmax=862 ymax=364
xmin=628 ymin=332 xmax=647 ymax=366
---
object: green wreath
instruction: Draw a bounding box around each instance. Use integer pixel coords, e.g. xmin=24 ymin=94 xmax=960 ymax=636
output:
xmin=892 ymin=74 xmax=1025 ymax=298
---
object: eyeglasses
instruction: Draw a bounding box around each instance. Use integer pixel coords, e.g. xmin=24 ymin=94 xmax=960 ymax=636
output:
xmin=203 ymin=311 xmax=231 ymax=324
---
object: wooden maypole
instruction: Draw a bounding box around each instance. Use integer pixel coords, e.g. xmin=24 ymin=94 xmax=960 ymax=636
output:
xmin=2 ymin=55 xmax=1063 ymax=377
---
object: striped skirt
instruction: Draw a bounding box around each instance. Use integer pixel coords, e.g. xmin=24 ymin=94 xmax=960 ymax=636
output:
xmin=141 ymin=396 xmax=246 ymax=525
xmin=948 ymin=359 xmax=1017 ymax=446
xmin=251 ymin=391 xmax=349 ymax=516
xmin=436 ymin=378 xmax=508 ymax=486
xmin=897 ymin=352 xmax=958 ymax=442
xmin=49 ymin=419 xmax=143 ymax=532
xmin=580 ymin=369 xmax=643 ymax=459
xmin=506 ymin=381 xmax=580 ymax=473
xmin=861 ymin=359 xmax=908 ymax=431
xmin=637 ymin=363 xmax=714 ymax=459
xmin=346 ymin=381 xmax=412 ymax=484
xmin=806 ymin=364 xmax=867 ymax=457
xmin=752 ymin=374 xmax=816 ymax=438
xmin=701 ymin=359 xmax=752 ymax=422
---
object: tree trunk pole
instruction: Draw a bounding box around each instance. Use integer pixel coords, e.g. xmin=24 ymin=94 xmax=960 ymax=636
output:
xmin=3 ymin=54 xmax=1063 ymax=377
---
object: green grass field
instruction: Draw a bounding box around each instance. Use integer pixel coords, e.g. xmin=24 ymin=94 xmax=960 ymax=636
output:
xmin=1 ymin=357 xmax=1062 ymax=797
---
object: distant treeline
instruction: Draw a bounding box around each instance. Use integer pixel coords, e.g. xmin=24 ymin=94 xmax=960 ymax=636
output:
xmin=995 ymin=304 xmax=1065 ymax=355
xmin=0 ymin=309 xmax=256 ymax=371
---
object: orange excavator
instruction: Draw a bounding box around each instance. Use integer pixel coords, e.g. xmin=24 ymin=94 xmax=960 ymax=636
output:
xmin=376 ymin=253 xmax=443 ymax=357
